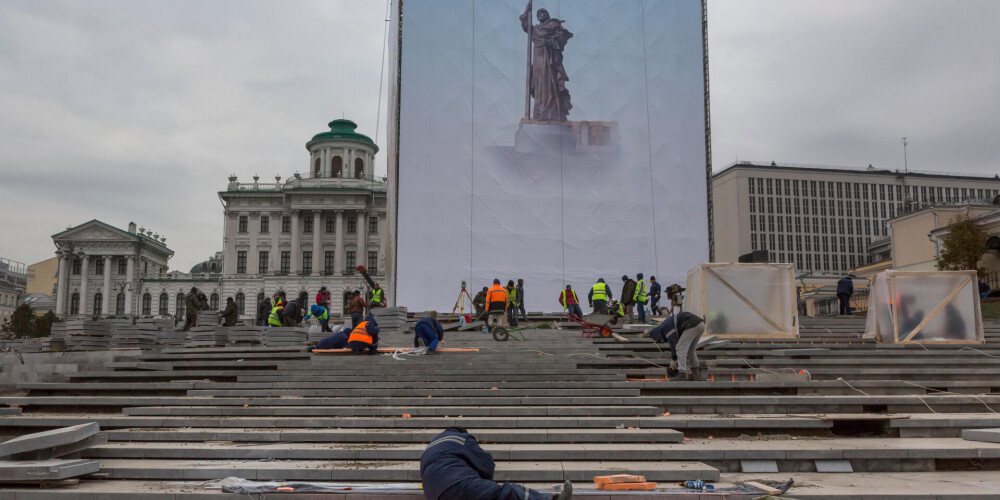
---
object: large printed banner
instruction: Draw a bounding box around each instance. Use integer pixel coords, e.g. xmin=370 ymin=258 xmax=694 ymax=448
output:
xmin=388 ymin=0 xmax=709 ymax=311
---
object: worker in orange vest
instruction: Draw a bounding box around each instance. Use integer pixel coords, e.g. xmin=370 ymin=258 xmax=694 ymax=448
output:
xmin=485 ymin=279 xmax=508 ymax=331
xmin=347 ymin=315 xmax=380 ymax=355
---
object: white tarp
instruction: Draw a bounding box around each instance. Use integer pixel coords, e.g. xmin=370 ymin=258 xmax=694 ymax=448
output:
xmin=387 ymin=0 xmax=709 ymax=311
xmin=684 ymin=263 xmax=798 ymax=337
xmin=864 ymin=270 xmax=984 ymax=344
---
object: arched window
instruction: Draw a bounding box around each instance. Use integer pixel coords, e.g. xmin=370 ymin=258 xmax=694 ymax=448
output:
xmin=257 ymin=292 xmax=265 ymax=307
xmin=159 ymin=293 xmax=169 ymax=315
xmin=142 ymin=293 xmax=152 ymax=315
xmin=115 ymin=293 xmax=125 ymax=315
xmin=314 ymin=157 xmax=321 ymax=177
xmin=210 ymin=293 xmax=219 ymax=309
xmin=332 ymin=156 xmax=342 ymax=177
xmin=93 ymin=293 xmax=103 ymax=315
xmin=176 ymin=293 xmax=185 ymax=317
xmin=354 ymin=158 xmax=364 ymax=179
xmin=70 ymin=293 xmax=80 ymax=315
xmin=235 ymin=293 xmax=245 ymax=315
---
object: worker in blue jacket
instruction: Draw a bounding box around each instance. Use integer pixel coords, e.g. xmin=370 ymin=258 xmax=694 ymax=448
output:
xmin=414 ymin=311 xmax=445 ymax=351
xmin=420 ymin=427 xmax=572 ymax=500
xmin=304 ymin=304 xmax=332 ymax=332
xmin=648 ymin=311 xmax=705 ymax=381
xmin=306 ymin=328 xmax=349 ymax=352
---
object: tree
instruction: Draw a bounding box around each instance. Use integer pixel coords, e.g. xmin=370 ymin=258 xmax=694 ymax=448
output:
xmin=1 ymin=303 xmax=36 ymax=337
xmin=937 ymin=215 xmax=989 ymax=276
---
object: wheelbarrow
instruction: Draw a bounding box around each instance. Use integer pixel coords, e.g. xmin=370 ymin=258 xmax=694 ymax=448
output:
xmin=564 ymin=313 xmax=615 ymax=338
xmin=491 ymin=322 xmax=553 ymax=342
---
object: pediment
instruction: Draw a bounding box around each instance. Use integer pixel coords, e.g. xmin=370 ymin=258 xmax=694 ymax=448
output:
xmin=53 ymin=220 xmax=136 ymax=243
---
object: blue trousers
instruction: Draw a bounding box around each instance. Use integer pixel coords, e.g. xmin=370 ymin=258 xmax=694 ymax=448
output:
xmin=838 ymin=294 xmax=851 ymax=315
xmin=636 ymin=301 xmax=646 ymax=323
xmin=415 ymin=323 xmax=439 ymax=351
xmin=566 ymin=304 xmax=583 ymax=318
xmin=439 ymin=478 xmax=551 ymax=500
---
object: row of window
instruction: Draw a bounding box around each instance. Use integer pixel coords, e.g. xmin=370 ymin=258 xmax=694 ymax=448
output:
xmin=70 ymin=258 xmax=127 ymax=276
xmin=750 ymin=196 xmax=901 ymax=220
xmin=314 ymin=156 xmax=365 ymax=179
xmin=235 ymin=250 xmax=378 ymax=275
xmin=749 ymin=177 xmax=996 ymax=204
xmin=238 ymin=215 xmax=379 ymax=235
xmin=750 ymin=215 xmax=888 ymax=238
xmin=69 ymin=292 xmax=228 ymax=316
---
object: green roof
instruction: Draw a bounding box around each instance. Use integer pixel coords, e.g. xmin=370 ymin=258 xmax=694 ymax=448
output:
xmin=306 ymin=119 xmax=379 ymax=152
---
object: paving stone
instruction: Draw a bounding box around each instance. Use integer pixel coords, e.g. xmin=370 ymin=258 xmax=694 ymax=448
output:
xmin=0 ymin=459 xmax=100 ymax=481
xmin=962 ymin=428 xmax=1000 ymax=443
xmin=0 ymin=423 xmax=99 ymax=458
xmin=815 ymin=459 xmax=854 ymax=473
xmin=740 ymin=460 xmax=778 ymax=473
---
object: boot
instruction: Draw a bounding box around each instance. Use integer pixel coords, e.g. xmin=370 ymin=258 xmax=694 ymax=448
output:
xmin=554 ymin=480 xmax=573 ymax=500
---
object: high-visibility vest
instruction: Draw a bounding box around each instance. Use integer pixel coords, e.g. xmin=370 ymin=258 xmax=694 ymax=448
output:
xmin=371 ymin=289 xmax=384 ymax=304
xmin=348 ymin=321 xmax=373 ymax=344
xmin=560 ymin=289 xmax=578 ymax=305
xmin=316 ymin=307 xmax=328 ymax=321
xmin=591 ymin=282 xmax=609 ymax=301
xmin=634 ymin=280 xmax=647 ymax=303
xmin=268 ymin=305 xmax=284 ymax=326
xmin=506 ymin=287 xmax=518 ymax=307
xmin=485 ymin=285 xmax=507 ymax=305
xmin=610 ymin=302 xmax=624 ymax=317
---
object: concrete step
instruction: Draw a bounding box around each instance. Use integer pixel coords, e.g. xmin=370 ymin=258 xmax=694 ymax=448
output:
xmin=121 ymin=405 xmax=663 ymax=417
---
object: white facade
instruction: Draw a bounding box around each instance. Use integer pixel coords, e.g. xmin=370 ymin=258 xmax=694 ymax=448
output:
xmin=713 ymin=162 xmax=1000 ymax=275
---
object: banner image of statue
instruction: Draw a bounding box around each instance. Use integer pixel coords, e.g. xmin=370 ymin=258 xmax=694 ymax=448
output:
xmin=389 ymin=0 xmax=710 ymax=311
xmin=520 ymin=1 xmax=573 ymax=122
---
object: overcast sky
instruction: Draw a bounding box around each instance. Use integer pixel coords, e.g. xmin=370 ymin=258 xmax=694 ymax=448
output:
xmin=1 ymin=0 xmax=998 ymax=270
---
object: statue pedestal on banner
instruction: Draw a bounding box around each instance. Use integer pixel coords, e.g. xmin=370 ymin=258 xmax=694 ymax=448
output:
xmin=514 ymin=119 xmax=621 ymax=157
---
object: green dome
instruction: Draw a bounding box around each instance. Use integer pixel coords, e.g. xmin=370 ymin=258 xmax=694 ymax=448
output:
xmin=306 ymin=119 xmax=379 ymax=152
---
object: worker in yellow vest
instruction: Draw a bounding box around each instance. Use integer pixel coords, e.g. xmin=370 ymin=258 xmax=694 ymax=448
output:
xmin=347 ymin=315 xmax=380 ymax=355
xmin=505 ymin=280 xmax=519 ymax=328
xmin=369 ymin=284 xmax=386 ymax=309
xmin=267 ymin=297 xmax=285 ymax=327
xmin=634 ymin=273 xmax=648 ymax=323
xmin=559 ymin=285 xmax=583 ymax=319
xmin=588 ymin=278 xmax=612 ymax=314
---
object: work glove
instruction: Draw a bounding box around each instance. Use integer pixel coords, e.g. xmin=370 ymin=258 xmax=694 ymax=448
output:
xmin=669 ymin=360 xmax=678 ymax=370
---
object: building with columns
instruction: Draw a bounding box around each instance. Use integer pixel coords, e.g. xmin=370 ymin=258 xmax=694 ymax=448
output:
xmin=49 ymin=118 xmax=386 ymax=322
xmin=219 ymin=119 xmax=387 ymax=319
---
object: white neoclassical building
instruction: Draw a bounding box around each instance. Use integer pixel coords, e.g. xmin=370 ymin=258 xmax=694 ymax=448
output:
xmin=50 ymin=119 xmax=386 ymax=322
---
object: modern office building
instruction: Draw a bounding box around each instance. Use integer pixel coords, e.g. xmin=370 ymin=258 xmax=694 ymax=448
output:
xmin=712 ymin=162 xmax=1000 ymax=274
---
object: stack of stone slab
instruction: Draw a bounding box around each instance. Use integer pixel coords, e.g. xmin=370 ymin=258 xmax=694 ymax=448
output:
xmin=44 ymin=323 xmax=68 ymax=351
xmin=108 ymin=319 xmax=148 ymax=349
xmin=223 ymin=326 xmax=265 ymax=346
xmin=155 ymin=328 xmax=187 ymax=347
xmin=186 ymin=326 xmax=227 ymax=348
xmin=0 ymin=423 xmax=103 ymax=484
xmin=197 ymin=311 xmax=219 ymax=327
xmin=263 ymin=327 xmax=308 ymax=347
xmin=371 ymin=306 xmax=408 ymax=335
xmin=62 ymin=320 xmax=111 ymax=351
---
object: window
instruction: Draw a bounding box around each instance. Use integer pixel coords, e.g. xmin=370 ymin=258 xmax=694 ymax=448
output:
xmin=750 ymin=217 xmax=757 ymax=231
xmin=72 ymin=260 xmax=81 ymax=275
xmin=142 ymin=293 xmax=152 ymax=315
xmin=281 ymin=216 xmax=291 ymax=233
xmin=259 ymin=251 xmax=269 ymax=274
xmin=94 ymin=293 xmax=103 ymax=315
xmin=257 ymin=293 xmax=265 ymax=311
xmin=314 ymin=157 xmax=321 ymax=177
xmin=325 ymin=251 xmax=335 ymax=274
xmin=766 ymin=179 xmax=773 ymax=195
xmin=118 ymin=259 xmax=127 ymax=275
xmin=368 ymin=251 xmax=378 ymax=274
xmin=236 ymin=293 xmax=245 ymax=315
xmin=346 ymin=250 xmax=356 ymax=271
xmin=95 ymin=258 xmax=104 ymax=275
xmin=237 ymin=251 xmax=247 ymax=274
xmin=303 ymin=215 xmax=313 ymax=233
xmin=176 ymin=293 xmax=185 ymax=317
xmin=749 ymin=197 xmax=756 ymax=213
xmin=793 ymin=180 xmax=799 ymax=196
xmin=369 ymin=217 xmax=378 ymax=234
xmin=159 ymin=293 xmax=168 ymax=315
xmin=116 ymin=293 xmax=125 ymax=315
xmin=238 ymin=215 xmax=248 ymax=233
xmin=326 ymin=217 xmax=335 ymax=233
xmin=302 ymin=251 xmax=312 ymax=275
xmin=332 ymin=156 xmax=342 ymax=177
xmin=749 ymin=178 xmax=755 ymax=194
xmin=70 ymin=293 xmax=80 ymax=315
xmin=347 ymin=216 xmax=357 ymax=233
xmin=260 ymin=216 xmax=269 ymax=233
xmin=210 ymin=293 xmax=219 ymax=309
xmin=354 ymin=158 xmax=364 ymax=179
xmin=280 ymin=251 xmax=290 ymax=274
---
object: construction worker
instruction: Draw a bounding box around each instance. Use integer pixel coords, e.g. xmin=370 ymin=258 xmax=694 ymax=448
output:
xmin=182 ymin=287 xmax=201 ymax=331
xmin=620 ymin=275 xmax=637 ymax=323
xmin=607 ymin=300 xmax=625 ymax=326
xmin=305 ymin=303 xmax=332 ymax=332
xmin=307 ymin=328 xmax=349 ymax=352
xmin=485 ymin=280 xmax=508 ymax=331
xmin=348 ymin=290 xmax=367 ymax=328
xmin=559 ymin=285 xmax=583 ymax=319
xmin=220 ymin=297 xmax=239 ymax=326
xmin=649 ymin=312 xmax=706 ymax=381
xmin=414 ymin=311 xmax=445 ymax=351
xmin=421 ymin=427 xmax=572 ymax=500
xmin=516 ymin=278 xmax=526 ymax=321
xmin=588 ymin=278 xmax=611 ymax=314
xmin=472 ymin=287 xmax=488 ymax=319
xmin=267 ymin=295 xmax=285 ymax=327
xmin=256 ymin=297 xmax=271 ymax=326
xmin=282 ymin=293 xmax=304 ymax=327
xmin=347 ymin=315 xmax=380 ymax=355
xmin=634 ymin=273 xmax=648 ymax=323
xmin=315 ymin=286 xmax=331 ymax=309
xmin=505 ymin=280 xmax=519 ymax=328
xmin=649 ymin=276 xmax=662 ymax=316
xmin=370 ymin=283 xmax=386 ymax=309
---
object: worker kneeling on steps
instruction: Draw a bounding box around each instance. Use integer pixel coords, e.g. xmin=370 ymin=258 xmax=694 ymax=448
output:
xmin=347 ymin=315 xmax=380 ymax=355
xmin=648 ymin=311 xmax=706 ymax=381
xmin=307 ymin=328 xmax=349 ymax=352
xmin=420 ymin=427 xmax=572 ymax=500
xmin=415 ymin=311 xmax=445 ymax=351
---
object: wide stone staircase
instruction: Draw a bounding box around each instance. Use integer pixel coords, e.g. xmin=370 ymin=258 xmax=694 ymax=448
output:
xmin=1 ymin=315 xmax=1000 ymax=498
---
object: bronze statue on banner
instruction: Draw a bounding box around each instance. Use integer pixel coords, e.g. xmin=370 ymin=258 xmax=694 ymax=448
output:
xmin=520 ymin=1 xmax=573 ymax=123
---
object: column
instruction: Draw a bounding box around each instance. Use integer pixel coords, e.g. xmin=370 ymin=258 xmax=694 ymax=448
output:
xmin=358 ymin=209 xmax=368 ymax=272
xmin=55 ymin=253 xmax=68 ymax=315
xmin=312 ymin=209 xmax=322 ymax=276
xmin=102 ymin=256 xmax=112 ymax=316
xmin=321 ymin=149 xmax=329 ymax=177
xmin=79 ymin=254 xmax=90 ymax=315
xmin=223 ymin=213 xmax=238 ymax=275
xmin=334 ymin=210 xmax=345 ymax=275
xmin=377 ymin=215 xmax=386 ymax=275
xmin=248 ymin=212 xmax=260 ymax=275
xmin=271 ymin=211 xmax=282 ymax=275
xmin=347 ymin=149 xmax=354 ymax=178
xmin=124 ymin=256 xmax=135 ymax=316
xmin=290 ymin=210 xmax=301 ymax=275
